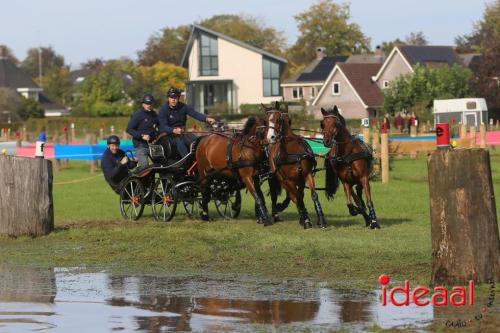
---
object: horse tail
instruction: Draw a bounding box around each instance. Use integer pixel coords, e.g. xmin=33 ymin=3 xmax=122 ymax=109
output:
xmin=325 ymin=159 xmax=339 ymax=200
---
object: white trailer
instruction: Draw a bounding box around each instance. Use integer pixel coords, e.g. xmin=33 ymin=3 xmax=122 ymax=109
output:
xmin=433 ymin=98 xmax=488 ymax=129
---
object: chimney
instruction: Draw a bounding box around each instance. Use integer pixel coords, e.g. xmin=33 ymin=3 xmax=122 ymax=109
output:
xmin=316 ymin=47 xmax=327 ymax=59
xmin=375 ymin=45 xmax=383 ymax=56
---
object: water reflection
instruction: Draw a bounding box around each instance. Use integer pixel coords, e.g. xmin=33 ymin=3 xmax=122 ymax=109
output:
xmin=0 ymin=267 xmax=436 ymax=332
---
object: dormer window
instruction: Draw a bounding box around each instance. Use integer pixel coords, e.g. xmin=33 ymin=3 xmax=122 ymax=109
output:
xmin=199 ymin=33 xmax=218 ymax=76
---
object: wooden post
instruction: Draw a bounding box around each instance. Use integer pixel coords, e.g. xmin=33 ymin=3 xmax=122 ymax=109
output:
xmin=362 ymin=127 xmax=370 ymax=145
xmin=99 ymin=128 xmax=104 ymax=139
xmin=469 ymin=126 xmax=477 ymax=148
xmin=0 ymin=156 xmax=54 ymax=237
xmin=480 ymin=123 xmax=486 ymax=148
xmin=372 ymin=130 xmax=380 ymax=173
xmin=22 ymin=126 xmax=27 ymax=142
xmin=460 ymin=123 xmax=467 ymax=139
xmin=496 ymin=120 xmax=500 ymax=130
xmin=428 ymin=149 xmax=500 ymax=284
xmin=85 ymin=134 xmax=97 ymax=173
xmin=410 ymin=125 xmax=417 ymax=137
xmin=71 ymin=123 xmax=75 ymax=143
xmin=381 ymin=133 xmax=389 ymax=184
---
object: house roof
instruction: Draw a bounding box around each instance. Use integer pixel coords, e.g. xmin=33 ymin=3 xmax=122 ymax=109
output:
xmin=0 ymin=57 xmax=39 ymax=89
xmin=345 ymin=54 xmax=385 ymax=64
xmin=458 ymin=53 xmax=482 ymax=75
xmin=398 ymin=45 xmax=461 ymax=66
xmin=313 ymin=63 xmax=383 ymax=108
xmin=283 ymin=56 xmax=348 ymax=85
xmin=181 ymin=24 xmax=288 ymax=67
xmin=373 ymin=45 xmax=462 ymax=82
xmin=39 ymin=93 xmax=67 ymax=111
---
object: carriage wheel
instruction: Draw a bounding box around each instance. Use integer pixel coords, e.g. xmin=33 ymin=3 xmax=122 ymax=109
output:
xmin=215 ymin=190 xmax=241 ymax=219
xmin=119 ymin=178 xmax=145 ymax=221
xmin=183 ymin=199 xmax=202 ymax=218
xmin=152 ymin=177 xmax=177 ymax=222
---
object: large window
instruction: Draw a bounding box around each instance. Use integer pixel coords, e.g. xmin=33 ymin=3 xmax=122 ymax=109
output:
xmin=199 ymin=33 xmax=218 ymax=76
xmin=263 ymin=58 xmax=280 ymax=97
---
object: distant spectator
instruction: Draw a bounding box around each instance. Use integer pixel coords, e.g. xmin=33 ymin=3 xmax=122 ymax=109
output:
xmin=38 ymin=127 xmax=46 ymax=142
xmin=393 ymin=113 xmax=404 ymax=133
xmin=381 ymin=117 xmax=390 ymax=134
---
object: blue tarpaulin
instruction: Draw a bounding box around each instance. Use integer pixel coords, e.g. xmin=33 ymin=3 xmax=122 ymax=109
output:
xmin=54 ymin=144 xmax=134 ymax=160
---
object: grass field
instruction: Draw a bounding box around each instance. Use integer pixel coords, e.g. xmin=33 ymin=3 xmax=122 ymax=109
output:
xmin=1 ymin=155 xmax=500 ymax=291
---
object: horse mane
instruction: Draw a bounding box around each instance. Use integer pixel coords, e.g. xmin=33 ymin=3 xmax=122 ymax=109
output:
xmin=242 ymin=116 xmax=257 ymax=135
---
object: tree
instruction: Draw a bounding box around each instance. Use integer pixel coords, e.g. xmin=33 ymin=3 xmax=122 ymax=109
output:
xmin=73 ymin=65 xmax=133 ymax=117
xmin=474 ymin=27 xmax=500 ymax=113
xmin=455 ymin=0 xmax=500 ymax=53
xmin=128 ymin=62 xmax=187 ymax=109
xmin=0 ymin=88 xmax=44 ymax=121
xmin=200 ymin=14 xmax=286 ymax=56
xmin=383 ymin=64 xmax=473 ymax=119
xmin=138 ymin=25 xmax=191 ymax=66
xmin=289 ymin=0 xmax=371 ymax=65
xmin=0 ymin=45 xmax=20 ymax=65
xmin=80 ymin=58 xmax=105 ymax=70
xmin=405 ymin=31 xmax=428 ymax=45
xmin=380 ymin=38 xmax=406 ymax=56
xmin=21 ymin=46 xmax=66 ymax=79
xmin=39 ymin=67 xmax=72 ymax=105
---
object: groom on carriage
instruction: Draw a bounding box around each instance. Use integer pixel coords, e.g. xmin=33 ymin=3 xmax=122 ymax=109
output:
xmin=157 ymin=87 xmax=216 ymax=158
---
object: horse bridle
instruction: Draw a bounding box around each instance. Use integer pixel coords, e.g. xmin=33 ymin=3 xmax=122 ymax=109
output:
xmin=263 ymin=110 xmax=286 ymax=144
xmin=322 ymin=115 xmax=343 ymax=148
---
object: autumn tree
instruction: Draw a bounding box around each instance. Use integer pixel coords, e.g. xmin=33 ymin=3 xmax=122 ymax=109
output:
xmin=21 ymin=46 xmax=66 ymax=79
xmin=405 ymin=31 xmax=428 ymax=45
xmin=289 ymin=0 xmax=371 ymax=65
xmin=0 ymin=45 xmax=19 ymax=65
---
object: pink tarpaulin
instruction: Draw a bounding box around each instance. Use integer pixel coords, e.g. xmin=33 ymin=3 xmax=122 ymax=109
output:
xmin=16 ymin=144 xmax=55 ymax=158
xmin=475 ymin=131 xmax=500 ymax=145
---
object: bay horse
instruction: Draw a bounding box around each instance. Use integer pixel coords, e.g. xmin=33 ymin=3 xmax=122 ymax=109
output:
xmin=263 ymin=102 xmax=327 ymax=229
xmin=195 ymin=117 xmax=274 ymax=226
xmin=320 ymin=106 xmax=380 ymax=229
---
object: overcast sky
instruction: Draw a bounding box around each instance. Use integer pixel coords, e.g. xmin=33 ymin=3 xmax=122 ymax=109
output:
xmin=0 ymin=0 xmax=489 ymax=68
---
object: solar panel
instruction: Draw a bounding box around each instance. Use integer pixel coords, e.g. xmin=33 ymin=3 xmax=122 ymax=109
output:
xmin=297 ymin=56 xmax=348 ymax=82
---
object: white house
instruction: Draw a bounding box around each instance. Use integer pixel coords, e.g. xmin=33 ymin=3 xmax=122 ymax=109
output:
xmin=181 ymin=24 xmax=287 ymax=114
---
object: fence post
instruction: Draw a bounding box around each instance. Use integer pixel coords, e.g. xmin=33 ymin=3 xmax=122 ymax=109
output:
xmin=71 ymin=123 xmax=75 ymax=143
xmin=428 ymin=149 xmax=500 ymax=284
xmin=0 ymin=156 xmax=54 ymax=237
xmin=372 ymin=129 xmax=380 ymax=173
xmin=381 ymin=133 xmax=389 ymax=184
xmin=362 ymin=127 xmax=370 ymax=145
xmin=480 ymin=123 xmax=487 ymax=148
xmin=469 ymin=126 xmax=477 ymax=148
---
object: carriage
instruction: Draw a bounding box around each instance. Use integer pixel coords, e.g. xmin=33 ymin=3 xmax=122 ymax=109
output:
xmin=117 ymin=137 xmax=242 ymax=221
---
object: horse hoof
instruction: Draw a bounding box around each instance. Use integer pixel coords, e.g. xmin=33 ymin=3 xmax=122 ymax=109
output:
xmin=303 ymin=221 xmax=313 ymax=230
xmin=201 ymin=213 xmax=210 ymax=222
xmin=370 ymin=221 xmax=381 ymax=229
xmin=264 ymin=219 xmax=274 ymax=227
xmin=273 ymin=214 xmax=282 ymax=223
xmin=257 ymin=218 xmax=264 ymax=224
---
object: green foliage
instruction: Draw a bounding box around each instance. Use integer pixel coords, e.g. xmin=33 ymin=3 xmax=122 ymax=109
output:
xmin=19 ymin=97 xmax=45 ymax=119
xmin=73 ymin=66 xmax=133 ymax=117
xmin=380 ymin=38 xmax=405 ymax=56
xmin=138 ymin=25 xmax=192 ymax=66
xmin=21 ymin=46 xmax=66 ymax=78
xmin=289 ymin=0 xmax=371 ymax=65
xmin=39 ymin=67 xmax=72 ymax=104
xmin=455 ymin=0 xmax=500 ymax=53
xmin=127 ymin=61 xmax=187 ymax=109
xmin=0 ymin=45 xmax=19 ymax=65
xmin=382 ymin=64 xmax=473 ymax=115
xmin=0 ymin=88 xmax=44 ymax=121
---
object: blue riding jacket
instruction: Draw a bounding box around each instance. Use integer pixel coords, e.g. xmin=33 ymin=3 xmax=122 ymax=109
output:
xmin=126 ymin=108 xmax=159 ymax=148
xmin=158 ymin=102 xmax=207 ymax=134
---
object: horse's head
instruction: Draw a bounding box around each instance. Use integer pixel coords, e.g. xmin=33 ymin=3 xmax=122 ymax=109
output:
xmin=262 ymin=101 xmax=288 ymax=145
xmin=320 ymin=106 xmax=345 ymax=148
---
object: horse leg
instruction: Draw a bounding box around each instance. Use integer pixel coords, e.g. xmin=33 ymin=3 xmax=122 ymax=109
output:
xmin=242 ymin=175 xmax=272 ymax=226
xmin=283 ymin=178 xmax=312 ymax=230
xmin=254 ymin=178 xmax=267 ymax=224
xmin=199 ymin=177 xmax=210 ymax=221
xmin=305 ymin=173 xmax=327 ymax=229
xmin=343 ymin=183 xmax=357 ymax=217
xmin=361 ymin=176 xmax=380 ymax=229
xmin=351 ymin=184 xmax=371 ymax=227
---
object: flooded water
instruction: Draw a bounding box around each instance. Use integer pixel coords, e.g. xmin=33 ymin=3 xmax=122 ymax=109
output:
xmin=0 ymin=266 xmax=449 ymax=332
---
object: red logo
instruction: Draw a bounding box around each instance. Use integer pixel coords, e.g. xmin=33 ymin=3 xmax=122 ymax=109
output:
xmin=379 ymin=274 xmax=474 ymax=306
